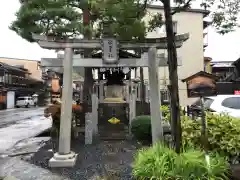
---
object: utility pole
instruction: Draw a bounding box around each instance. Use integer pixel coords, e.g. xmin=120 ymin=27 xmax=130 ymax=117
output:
xmin=163 ymin=0 xmax=182 ymax=153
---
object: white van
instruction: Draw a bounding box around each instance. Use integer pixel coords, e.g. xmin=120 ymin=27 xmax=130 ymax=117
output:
xmin=16 ymin=96 xmax=35 ymax=108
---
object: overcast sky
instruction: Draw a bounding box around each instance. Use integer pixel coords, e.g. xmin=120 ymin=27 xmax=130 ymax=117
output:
xmin=0 ymin=0 xmax=240 ymax=62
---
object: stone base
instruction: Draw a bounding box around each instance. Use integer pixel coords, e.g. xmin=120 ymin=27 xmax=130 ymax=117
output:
xmin=103 ymin=97 xmax=125 ymax=103
xmin=49 ymin=152 xmax=77 ymax=167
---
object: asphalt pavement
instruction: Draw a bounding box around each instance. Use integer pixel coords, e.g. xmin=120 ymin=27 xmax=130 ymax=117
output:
xmin=0 ymin=107 xmax=52 ymax=154
xmin=0 ymin=107 xmax=46 ymax=127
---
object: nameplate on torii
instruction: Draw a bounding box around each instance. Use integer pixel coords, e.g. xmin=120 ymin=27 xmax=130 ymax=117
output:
xmin=101 ymin=38 xmax=119 ymax=64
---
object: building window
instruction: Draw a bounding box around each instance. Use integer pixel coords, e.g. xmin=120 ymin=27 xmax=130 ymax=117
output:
xmin=0 ymin=76 xmax=3 ymax=82
xmin=157 ymin=21 xmax=178 ymax=35
xmin=37 ymin=63 xmax=41 ymax=70
xmin=12 ymin=75 xmax=16 ymax=84
xmin=160 ymin=90 xmax=170 ymax=103
xmin=4 ymin=74 xmax=8 ymax=84
xmin=8 ymin=74 xmax=12 ymax=84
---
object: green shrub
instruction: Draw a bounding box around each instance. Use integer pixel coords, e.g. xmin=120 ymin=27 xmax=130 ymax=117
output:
xmin=131 ymin=115 xmax=152 ymax=142
xmin=132 ymin=108 xmax=240 ymax=163
xmin=182 ymin=113 xmax=240 ymax=163
xmin=160 ymin=105 xmax=186 ymax=122
xmin=133 ymin=143 xmax=230 ymax=180
xmin=130 ymin=114 xmax=171 ymax=142
xmin=160 ymin=105 xmax=170 ymax=122
xmin=130 ymin=106 xmax=184 ymax=142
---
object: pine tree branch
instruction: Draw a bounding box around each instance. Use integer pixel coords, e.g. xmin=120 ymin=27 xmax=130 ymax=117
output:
xmin=136 ymin=0 xmax=148 ymax=19
xmin=171 ymin=0 xmax=193 ymax=15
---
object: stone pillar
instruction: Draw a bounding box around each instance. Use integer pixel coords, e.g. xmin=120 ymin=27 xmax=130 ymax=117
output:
xmin=99 ymin=81 xmax=104 ymax=103
xmin=95 ymin=83 xmax=99 ymax=98
xmin=129 ymin=84 xmax=136 ymax=134
xmin=125 ymin=81 xmax=130 ymax=103
xmin=91 ymin=93 xmax=98 ymax=135
xmin=45 ymin=78 xmax=52 ymax=105
xmin=80 ymin=84 xmax=83 ymax=103
xmin=137 ymin=83 xmax=141 ymax=101
xmin=148 ymin=47 xmax=163 ymax=144
xmin=49 ymin=47 xmax=77 ymax=167
xmin=85 ymin=113 xmax=93 ymax=145
xmin=144 ymin=82 xmax=149 ymax=103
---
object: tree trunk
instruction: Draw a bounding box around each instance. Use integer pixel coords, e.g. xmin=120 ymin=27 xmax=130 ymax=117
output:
xmin=140 ymin=67 xmax=145 ymax=102
xmin=163 ymin=0 xmax=182 ymax=153
xmin=83 ymin=67 xmax=94 ymax=113
xmin=82 ymin=6 xmax=94 ymax=115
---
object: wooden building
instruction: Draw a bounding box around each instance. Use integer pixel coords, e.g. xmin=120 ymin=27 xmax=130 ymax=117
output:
xmin=213 ymin=58 xmax=240 ymax=95
xmin=0 ymin=62 xmax=44 ymax=109
xmin=211 ymin=61 xmax=235 ymax=81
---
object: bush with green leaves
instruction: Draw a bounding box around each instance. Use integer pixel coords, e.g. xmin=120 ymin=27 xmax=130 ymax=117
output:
xmin=131 ymin=114 xmax=172 ymax=143
xmin=131 ymin=105 xmax=186 ymax=142
xmin=133 ymin=143 xmax=230 ymax=180
xmin=132 ymin=105 xmax=240 ymax=163
xmin=182 ymin=113 xmax=240 ymax=163
xmin=160 ymin=105 xmax=170 ymax=121
xmin=131 ymin=115 xmax=152 ymax=142
xmin=160 ymin=105 xmax=185 ymax=122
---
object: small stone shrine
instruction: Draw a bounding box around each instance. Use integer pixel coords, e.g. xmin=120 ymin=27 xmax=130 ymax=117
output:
xmin=34 ymin=33 xmax=189 ymax=167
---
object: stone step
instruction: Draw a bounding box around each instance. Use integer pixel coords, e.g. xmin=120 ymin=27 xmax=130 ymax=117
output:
xmin=98 ymin=125 xmax=129 ymax=140
xmin=99 ymin=134 xmax=128 ymax=140
xmin=74 ymin=124 xmax=130 ymax=140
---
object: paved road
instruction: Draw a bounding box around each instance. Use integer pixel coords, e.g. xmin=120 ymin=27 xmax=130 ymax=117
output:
xmin=0 ymin=107 xmax=52 ymax=179
xmin=0 ymin=107 xmax=45 ymax=127
xmin=0 ymin=107 xmax=52 ymax=154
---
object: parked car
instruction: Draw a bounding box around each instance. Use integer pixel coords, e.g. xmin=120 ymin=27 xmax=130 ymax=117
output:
xmin=190 ymin=95 xmax=240 ymax=118
xmin=16 ymin=96 xmax=35 ymax=108
xmin=189 ymin=97 xmax=215 ymax=116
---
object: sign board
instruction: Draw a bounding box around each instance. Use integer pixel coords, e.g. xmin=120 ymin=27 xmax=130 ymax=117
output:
xmin=102 ymin=38 xmax=119 ymax=64
xmin=234 ymin=90 xmax=240 ymax=95
xmin=182 ymin=71 xmax=217 ymax=98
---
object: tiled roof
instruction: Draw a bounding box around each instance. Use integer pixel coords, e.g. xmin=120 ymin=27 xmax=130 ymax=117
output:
xmin=0 ymin=62 xmax=28 ymax=73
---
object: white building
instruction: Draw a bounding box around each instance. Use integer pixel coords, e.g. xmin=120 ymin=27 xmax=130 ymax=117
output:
xmin=138 ymin=5 xmax=210 ymax=106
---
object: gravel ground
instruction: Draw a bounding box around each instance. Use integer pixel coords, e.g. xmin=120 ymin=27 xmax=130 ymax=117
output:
xmin=25 ymin=138 xmax=143 ymax=180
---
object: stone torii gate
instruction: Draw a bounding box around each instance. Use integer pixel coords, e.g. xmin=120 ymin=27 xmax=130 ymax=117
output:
xmin=33 ymin=33 xmax=189 ymax=167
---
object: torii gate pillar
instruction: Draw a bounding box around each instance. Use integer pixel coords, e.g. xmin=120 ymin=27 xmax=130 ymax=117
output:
xmin=148 ymin=47 xmax=163 ymax=143
xmin=49 ymin=47 xmax=77 ymax=167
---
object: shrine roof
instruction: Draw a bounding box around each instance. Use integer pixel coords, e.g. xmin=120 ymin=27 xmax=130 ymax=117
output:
xmin=182 ymin=71 xmax=218 ymax=82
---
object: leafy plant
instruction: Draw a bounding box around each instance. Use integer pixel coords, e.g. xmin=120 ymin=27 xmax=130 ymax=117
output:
xmin=131 ymin=115 xmax=152 ymax=142
xmin=133 ymin=143 xmax=230 ymax=180
xmin=182 ymin=113 xmax=240 ymax=163
xmin=160 ymin=105 xmax=170 ymax=122
xmin=131 ymin=114 xmax=172 ymax=143
xmin=160 ymin=105 xmax=186 ymax=122
xmin=132 ymin=108 xmax=240 ymax=164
